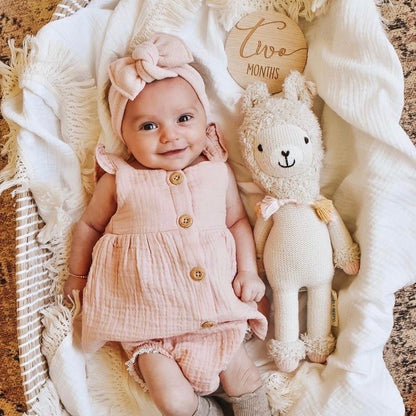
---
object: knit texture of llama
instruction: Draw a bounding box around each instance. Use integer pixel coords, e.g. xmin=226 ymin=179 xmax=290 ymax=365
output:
xmin=239 ymin=70 xmax=360 ymax=373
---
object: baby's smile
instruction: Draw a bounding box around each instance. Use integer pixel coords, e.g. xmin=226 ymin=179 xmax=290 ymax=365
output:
xmin=159 ymin=146 xmax=188 ymax=156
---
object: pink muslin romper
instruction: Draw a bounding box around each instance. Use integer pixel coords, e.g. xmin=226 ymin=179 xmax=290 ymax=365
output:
xmin=81 ymin=128 xmax=267 ymax=394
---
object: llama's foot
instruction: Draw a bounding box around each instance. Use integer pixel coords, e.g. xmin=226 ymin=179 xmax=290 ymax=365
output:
xmin=267 ymin=338 xmax=305 ymax=373
xmin=301 ymin=333 xmax=336 ymax=363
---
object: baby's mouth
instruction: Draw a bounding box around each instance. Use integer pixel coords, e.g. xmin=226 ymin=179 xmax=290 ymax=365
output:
xmin=160 ymin=147 xmax=187 ymax=156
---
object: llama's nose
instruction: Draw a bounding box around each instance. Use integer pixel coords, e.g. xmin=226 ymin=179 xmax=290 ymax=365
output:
xmin=281 ymin=150 xmax=290 ymax=158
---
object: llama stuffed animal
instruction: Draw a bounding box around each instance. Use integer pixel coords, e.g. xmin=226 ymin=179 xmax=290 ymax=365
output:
xmin=239 ymin=71 xmax=360 ymax=373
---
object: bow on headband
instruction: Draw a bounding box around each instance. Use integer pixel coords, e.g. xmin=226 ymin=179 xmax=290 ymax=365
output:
xmin=107 ymin=33 xmax=210 ymax=141
xmin=109 ymin=34 xmax=193 ymax=100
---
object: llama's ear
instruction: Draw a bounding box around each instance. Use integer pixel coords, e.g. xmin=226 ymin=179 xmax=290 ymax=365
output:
xmin=283 ymin=70 xmax=316 ymax=108
xmin=240 ymin=82 xmax=270 ymax=116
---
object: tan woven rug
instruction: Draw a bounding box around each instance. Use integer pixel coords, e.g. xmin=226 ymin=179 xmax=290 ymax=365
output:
xmin=0 ymin=2 xmax=59 ymax=414
xmin=0 ymin=1 xmax=414 ymax=415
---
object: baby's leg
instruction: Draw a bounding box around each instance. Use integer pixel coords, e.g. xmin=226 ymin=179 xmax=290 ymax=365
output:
xmin=138 ymin=353 xmax=223 ymax=416
xmin=138 ymin=352 xmax=197 ymax=416
xmin=220 ymin=345 xmax=271 ymax=416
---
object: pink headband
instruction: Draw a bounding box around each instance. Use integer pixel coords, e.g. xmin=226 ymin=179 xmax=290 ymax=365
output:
xmin=108 ymin=33 xmax=210 ymax=142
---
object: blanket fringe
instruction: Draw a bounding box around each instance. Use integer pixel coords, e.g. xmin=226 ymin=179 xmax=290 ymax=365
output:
xmin=40 ymin=295 xmax=77 ymax=362
xmin=207 ymin=0 xmax=390 ymax=30
xmin=40 ymin=295 xmax=159 ymax=415
xmin=264 ymin=367 xmax=305 ymax=415
xmin=275 ymin=0 xmax=332 ymax=22
xmin=207 ymin=0 xmax=273 ymax=31
xmin=1 ymin=34 xmax=101 ymax=293
xmin=0 ymin=39 xmax=32 ymax=193
xmin=0 ymin=34 xmax=97 ymax=198
xmin=206 ymin=0 xmax=332 ymax=30
xmin=24 ymin=379 xmax=68 ymax=416
xmin=87 ymin=344 xmax=160 ymax=415
xmin=25 ymin=36 xmax=98 ymax=198
xmin=130 ymin=0 xmax=203 ymax=48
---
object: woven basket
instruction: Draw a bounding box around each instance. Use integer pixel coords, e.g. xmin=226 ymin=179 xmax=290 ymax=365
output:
xmin=9 ymin=1 xmax=414 ymax=415
xmin=14 ymin=2 xmax=90 ymax=411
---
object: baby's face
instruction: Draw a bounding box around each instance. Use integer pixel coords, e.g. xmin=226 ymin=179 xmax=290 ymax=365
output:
xmin=121 ymin=77 xmax=207 ymax=171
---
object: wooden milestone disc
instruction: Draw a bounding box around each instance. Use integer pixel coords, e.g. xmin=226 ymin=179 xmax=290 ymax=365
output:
xmin=225 ymin=11 xmax=308 ymax=94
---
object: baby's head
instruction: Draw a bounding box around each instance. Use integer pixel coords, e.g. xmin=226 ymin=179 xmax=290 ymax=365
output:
xmin=108 ymin=33 xmax=210 ymax=170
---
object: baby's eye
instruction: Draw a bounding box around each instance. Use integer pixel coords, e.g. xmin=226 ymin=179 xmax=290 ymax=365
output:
xmin=178 ymin=114 xmax=192 ymax=123
xmin=141 ymin=122 xmax=157 ymax=131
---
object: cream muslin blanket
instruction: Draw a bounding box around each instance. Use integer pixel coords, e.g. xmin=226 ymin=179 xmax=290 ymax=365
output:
xmin=1 ymin=0 xmax=415 ymax=415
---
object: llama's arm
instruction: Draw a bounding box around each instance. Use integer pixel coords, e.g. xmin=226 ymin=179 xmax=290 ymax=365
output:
xmin=253 ymin=216 xmax=273 ymax=273
xmin=327 ymin=209 xmax=360 ymax=275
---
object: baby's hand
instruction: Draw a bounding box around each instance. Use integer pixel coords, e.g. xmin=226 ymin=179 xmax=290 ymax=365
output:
xmin=63 ymin=275 xmax=87 ymax=302
xmin=233 ymin=271 xmax=265 ymax=303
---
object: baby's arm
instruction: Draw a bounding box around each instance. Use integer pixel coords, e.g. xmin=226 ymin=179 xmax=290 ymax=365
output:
xmin=63 ymin=173 xmax=117 ymax=299
xmin=225 ymin=165 xmax=265 ymax=303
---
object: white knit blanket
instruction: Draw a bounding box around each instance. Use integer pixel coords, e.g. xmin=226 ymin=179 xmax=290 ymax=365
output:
xmin=1 ymin=0 xmax=415 ymax=415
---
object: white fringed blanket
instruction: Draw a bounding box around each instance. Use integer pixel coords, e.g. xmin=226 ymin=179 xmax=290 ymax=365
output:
xmin=1 ymin=0 xmax=415 ymax=415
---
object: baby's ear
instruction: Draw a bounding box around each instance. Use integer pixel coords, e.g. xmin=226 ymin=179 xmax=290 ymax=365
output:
xmin=240 ymin=82 xmax=270 ymax=116
xmin=283 ymin=70 xmax=316 ymax=108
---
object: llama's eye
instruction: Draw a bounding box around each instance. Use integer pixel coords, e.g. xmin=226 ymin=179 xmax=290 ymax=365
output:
xmin=257 ymin=144 xmax=263 ymax=152
xmin=304 ymin=137 xmax=309 ymax=144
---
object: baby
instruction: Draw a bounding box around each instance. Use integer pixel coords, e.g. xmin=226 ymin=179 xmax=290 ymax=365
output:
xmin=64 ymin=33 xmax=271 ymax=416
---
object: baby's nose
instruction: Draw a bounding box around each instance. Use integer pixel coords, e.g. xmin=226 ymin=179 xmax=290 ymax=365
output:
xmin=160 ymin=127 xmax=178 ymax=143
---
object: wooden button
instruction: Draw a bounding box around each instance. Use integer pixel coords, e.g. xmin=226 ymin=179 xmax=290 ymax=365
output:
xmin=169 ymin=172 xmax=183 ymax=185
xmin=201 ymin=321 xmax=216 ymax=328
xmin=190 ymin=267 xmax=205 ymax=281
xmin=178 ymin=214 xmax=193 ymax=228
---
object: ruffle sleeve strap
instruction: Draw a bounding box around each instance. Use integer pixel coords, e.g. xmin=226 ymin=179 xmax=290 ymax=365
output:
xmin=95 ymin=144 xmax=126 ymax=181
xmin=202 ymin=123 xmax=228 ymax=162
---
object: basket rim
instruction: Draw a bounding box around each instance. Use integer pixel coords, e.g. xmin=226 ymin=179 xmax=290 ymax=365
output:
xmin=14 ymin=1 xmax=91 ymax=409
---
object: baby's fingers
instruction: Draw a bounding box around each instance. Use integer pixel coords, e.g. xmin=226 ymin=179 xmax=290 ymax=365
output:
xmin=241 ymin=285 xmax=263 ymax=303
xmin=240 ymin=287 xmax=253 ymax=303
xmin=233 ymin=279 xmax=243 ymax=298
xmin=251 ymin=279 xmax=266 ymax=301
xmin=253 ymin=290 xmax=264 ymax=303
